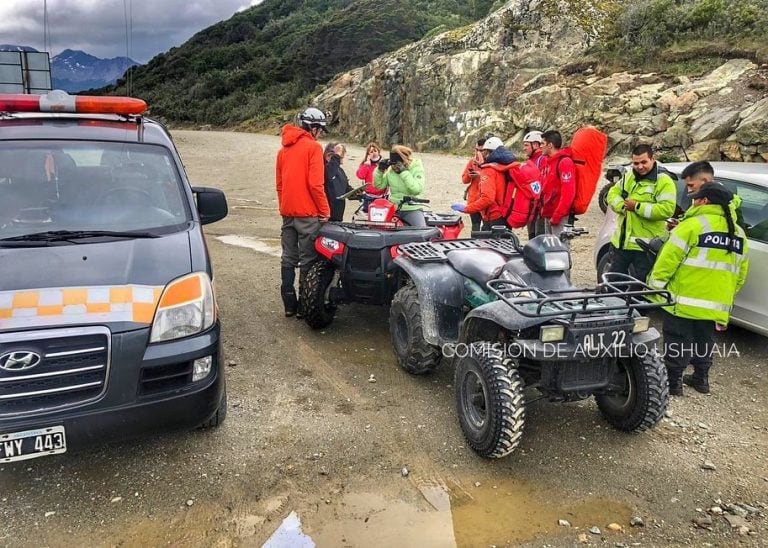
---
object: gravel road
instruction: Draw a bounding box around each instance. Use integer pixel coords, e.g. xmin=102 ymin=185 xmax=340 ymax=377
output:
xmin=1 ymin=130 xmax=766 ymax=547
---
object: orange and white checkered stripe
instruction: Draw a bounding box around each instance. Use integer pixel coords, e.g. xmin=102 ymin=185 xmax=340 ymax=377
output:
xmin=0 ymin=285 xmax=164 ymax=330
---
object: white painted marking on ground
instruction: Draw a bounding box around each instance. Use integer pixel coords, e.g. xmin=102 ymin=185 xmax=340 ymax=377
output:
xmin=217 ymin=235 xmax=281 ymax=258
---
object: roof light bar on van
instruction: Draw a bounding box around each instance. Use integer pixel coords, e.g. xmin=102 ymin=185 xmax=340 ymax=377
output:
xmin=0 ymin=89 xmax=147 ymax=115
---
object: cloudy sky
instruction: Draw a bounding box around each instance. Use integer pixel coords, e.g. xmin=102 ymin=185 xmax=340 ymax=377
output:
xmin=0 ymin=0 xmax=264 ymax=63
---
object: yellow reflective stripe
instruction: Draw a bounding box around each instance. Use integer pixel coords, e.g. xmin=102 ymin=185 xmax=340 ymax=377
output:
xmin=697 ymin=215 xmax=712 ymax=233
xmin=0 ymin=284 xmax=163 ymax=329
xmin=682 ymin=257 xmax=740 ymax=274
xmin=676 ymin=296 xmax=731 ymax=312
xmin=656 ymin=193 xmax=677 ymax=202
xmin=668 ymin=235 xmax=689 ymax=253
xmin=640 ymin=203 xmax=653 ymax=219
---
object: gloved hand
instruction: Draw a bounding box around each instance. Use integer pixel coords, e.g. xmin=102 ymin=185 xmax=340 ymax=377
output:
xmin=451 ymin=203 xmax=466 ymax=213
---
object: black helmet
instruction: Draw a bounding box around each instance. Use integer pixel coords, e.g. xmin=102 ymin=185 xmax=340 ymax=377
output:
xmin=297 ymin=107 xmax=327 ymax=130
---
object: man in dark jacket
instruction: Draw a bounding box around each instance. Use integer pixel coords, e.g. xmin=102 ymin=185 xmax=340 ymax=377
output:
xmin=324 ymin=142 xmax=352 ymax=222
xmin=276 ymin=107 xmax=330 ymax=317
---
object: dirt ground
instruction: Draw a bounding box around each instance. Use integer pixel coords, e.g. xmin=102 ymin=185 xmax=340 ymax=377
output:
xmin=1 ymin=130 xmax=766 ymax=547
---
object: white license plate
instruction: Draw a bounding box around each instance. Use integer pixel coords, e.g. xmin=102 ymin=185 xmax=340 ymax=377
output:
xmin=0 ymin=426 xmax=66 ymax=463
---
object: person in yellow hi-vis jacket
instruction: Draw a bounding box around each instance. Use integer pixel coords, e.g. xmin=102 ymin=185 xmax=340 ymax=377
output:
xmin=607 ymin=144 xmax=677 ymax=282
xmin=647 ymin=182 xmax=749 ymax=396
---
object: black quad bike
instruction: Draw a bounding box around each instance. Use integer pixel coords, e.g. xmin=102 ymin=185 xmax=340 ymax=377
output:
xmin=389 ymin=228 xmax=674 ymax=459
xmin=300 ymin=196 xmax=463 ymax=329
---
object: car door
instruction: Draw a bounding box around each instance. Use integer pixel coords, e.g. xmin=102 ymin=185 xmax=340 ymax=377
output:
xmin=718 ymin=177 xmax=768 ymax=337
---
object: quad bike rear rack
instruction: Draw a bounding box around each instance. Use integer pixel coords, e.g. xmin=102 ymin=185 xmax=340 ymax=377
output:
xmin=398 ymin=238 xmax=522 ymax=262
xmin=487 ymin=272 xmax=674 ymax=320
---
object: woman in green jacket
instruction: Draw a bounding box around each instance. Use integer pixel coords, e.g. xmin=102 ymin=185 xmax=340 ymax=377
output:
xmin=373 ymin=145 xmax=427 ymax=227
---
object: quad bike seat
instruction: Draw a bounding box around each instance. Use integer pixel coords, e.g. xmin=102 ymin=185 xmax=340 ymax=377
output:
xmin=319 ymin=222 xmax=440 ymax=249
xmin=446 ymin=248 xmax=507 ymax=285
xmin=424 ymin=212 xmax=462 ymax=226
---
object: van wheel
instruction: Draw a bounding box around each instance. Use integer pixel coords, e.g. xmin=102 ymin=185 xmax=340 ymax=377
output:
xmin=596 ymin=249 xmax=612 ymax=284
xmin=301 ymin=261 xmax=337 ymax=329
xmin=596 ymin=349 xmax=668 ymax=432
xmin=455 ymin=343 xmax=525 ymax=459
xmin=389 ymin=284 xmax=441 ymax=375
xmin=200 ymin=389 xmax=227 ymax=429
xmin=598 ymin=182 xmax=614 ymax=214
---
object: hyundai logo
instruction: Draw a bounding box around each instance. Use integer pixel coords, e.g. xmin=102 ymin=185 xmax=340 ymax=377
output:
xmin=0 ymin=351 xmax=42 ymax=372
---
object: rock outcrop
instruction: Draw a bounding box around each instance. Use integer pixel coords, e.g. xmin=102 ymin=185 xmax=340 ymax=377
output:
xmin=315 ymin=0 xmax=768 ymax=161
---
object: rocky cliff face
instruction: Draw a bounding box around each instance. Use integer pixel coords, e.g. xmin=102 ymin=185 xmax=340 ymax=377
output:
xmin=315 ymin=0 xmax=768 ymax=162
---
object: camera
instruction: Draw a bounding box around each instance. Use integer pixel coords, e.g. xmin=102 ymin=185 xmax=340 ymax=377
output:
xmin=378 ymin=158 xmax=391 ymax=171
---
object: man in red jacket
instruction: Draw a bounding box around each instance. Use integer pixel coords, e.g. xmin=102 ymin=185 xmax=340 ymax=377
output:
xmin=540 ymin=130 xmax=576 ymax=245
xmin=276 ymin=107 xmax=331 ymax=317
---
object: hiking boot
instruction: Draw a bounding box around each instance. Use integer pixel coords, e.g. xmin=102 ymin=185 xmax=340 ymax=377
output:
xmin=683 ymin=374 xmax=710 ymax=394
xmin=668 ymin=379 xmax=683 ymax=397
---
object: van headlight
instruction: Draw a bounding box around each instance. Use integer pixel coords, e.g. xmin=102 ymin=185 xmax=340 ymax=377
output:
xmin=150 ymin=272 xmax=216 ymax=342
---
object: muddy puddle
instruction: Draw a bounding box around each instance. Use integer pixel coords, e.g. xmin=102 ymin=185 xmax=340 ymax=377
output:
xmin=302 ymin=476 xmax=632 ymax=547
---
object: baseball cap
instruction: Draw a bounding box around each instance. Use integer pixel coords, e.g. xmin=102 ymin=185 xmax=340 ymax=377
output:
xmin=689 ymin=182 xmax=733 ymax=206
xmin=482 ymin=136 xmax=504 ymax=151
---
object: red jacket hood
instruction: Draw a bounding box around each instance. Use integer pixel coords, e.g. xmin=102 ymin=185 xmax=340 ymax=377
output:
xmin=281 ymin=124 xmax=314 ymax=147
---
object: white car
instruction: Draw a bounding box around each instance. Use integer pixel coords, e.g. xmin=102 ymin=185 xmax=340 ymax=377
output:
xmin=594 ymin=162 xmax=768 ymax=337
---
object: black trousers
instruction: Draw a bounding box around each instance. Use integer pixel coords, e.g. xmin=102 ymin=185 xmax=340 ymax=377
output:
xmin=469 ymin=212 xmax=482 ymax=233
xmin=662 ymin=311 xmax=715 ymax=381
xmin=608 ymin=247 xmax=654 ymax=283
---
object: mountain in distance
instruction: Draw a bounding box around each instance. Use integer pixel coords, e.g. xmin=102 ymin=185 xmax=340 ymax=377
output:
xmin=51 ymin=49 xmax=139 ymax=92
xmin=0 ymin=44 xmax=40 ymax=52
xmin=0 ymin=45 xmax=139 ymax=92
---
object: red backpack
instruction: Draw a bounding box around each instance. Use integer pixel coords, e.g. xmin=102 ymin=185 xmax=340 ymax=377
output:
xmin=501 ymin=160 xmax=542 ymax=228
xmin=567 ymin=127 xmax=608 ymax=215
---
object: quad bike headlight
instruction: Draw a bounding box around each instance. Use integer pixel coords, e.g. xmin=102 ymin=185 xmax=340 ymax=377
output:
xmin=544 ymin=251 xmax=571 ymax=271
xmin=632 ymin=316 xmax=651 ymax=333
xmin=540 ymin=325 xmax=565 ymax=342
xmin=320 ymin=237 xmax=341 ymax=252
xmin=151 ymin=272 xmax=216 ymax=342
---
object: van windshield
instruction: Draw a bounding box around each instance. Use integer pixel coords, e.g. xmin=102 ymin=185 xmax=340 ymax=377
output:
xmin=0 ymin=141 xmax=191 ymax=239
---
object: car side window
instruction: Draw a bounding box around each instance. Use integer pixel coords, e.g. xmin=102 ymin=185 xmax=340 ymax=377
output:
xmin=717 ymin=177 xmax=768 ymax=244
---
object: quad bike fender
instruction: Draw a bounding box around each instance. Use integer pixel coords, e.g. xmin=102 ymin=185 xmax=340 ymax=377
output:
xmin=394 ymin=257 xmax=465 ymax=345
xmin=460 ymin=301 xmax=543 ymax=342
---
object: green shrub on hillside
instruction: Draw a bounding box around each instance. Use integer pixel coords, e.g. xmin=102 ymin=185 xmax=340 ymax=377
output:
xmin=108 ymin=0 xmax=496 ymax=126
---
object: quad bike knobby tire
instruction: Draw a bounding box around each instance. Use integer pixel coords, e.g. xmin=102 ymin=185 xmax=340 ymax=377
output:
xmin=454 ymin=343 xmax=525 ymax=459
xmin=596 ymin=349 xmax=668 ymax=432
xmin=389 ymin=284 xmax=441 ymax=375
xmin=301 ymin=261 xmax=337 ymax=329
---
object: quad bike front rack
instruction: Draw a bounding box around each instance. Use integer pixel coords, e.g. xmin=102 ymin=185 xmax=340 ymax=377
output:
xmin=487 ymin=272 xmax=674 ymax=320
xmin=398 ymin=237 xmax=523 ymax=262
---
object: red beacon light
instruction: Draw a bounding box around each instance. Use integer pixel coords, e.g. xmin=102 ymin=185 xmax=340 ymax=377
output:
xmin=0 ymin=89 xmax=147 ymax=116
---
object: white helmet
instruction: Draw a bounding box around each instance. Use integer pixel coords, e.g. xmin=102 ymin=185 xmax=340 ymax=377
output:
xmin=523 ymin=130 xmax=543 ymax=144
xmin=297 ymin=107 xmax=327 ymax=130
xmin=482 ymin=136 xmax=504 ymax=151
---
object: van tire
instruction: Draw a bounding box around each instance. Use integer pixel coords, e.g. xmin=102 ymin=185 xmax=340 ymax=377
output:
xmin=598 ymin=182 xmax=614 ymax=214
xmin=200 ymin=389 xmax=227 ymax=429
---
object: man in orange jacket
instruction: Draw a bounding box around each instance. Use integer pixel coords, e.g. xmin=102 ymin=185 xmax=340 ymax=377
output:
xmin=276 ymin=107 xmax=331 ymax=317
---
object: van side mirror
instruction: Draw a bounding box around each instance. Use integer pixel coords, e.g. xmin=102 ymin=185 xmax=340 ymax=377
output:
xmin=192 ymin=186 xmax=228 ymax=225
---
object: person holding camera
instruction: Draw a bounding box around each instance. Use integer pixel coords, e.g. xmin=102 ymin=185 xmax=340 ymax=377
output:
xmin=373 ymin=145 xmax=427 ymax=227
xmin=355 ymin=142 xmax=387 ymax=213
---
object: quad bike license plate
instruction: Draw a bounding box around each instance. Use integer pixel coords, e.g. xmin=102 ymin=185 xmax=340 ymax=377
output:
xmin=0 ymin=426 xmax=66 ymax=463
xmin=576 ymin=330 xmax=628 ymax=356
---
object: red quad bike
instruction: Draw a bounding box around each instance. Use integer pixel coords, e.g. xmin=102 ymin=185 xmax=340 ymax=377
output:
xmin=300 ymin=195 xmax=464 ymax=329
